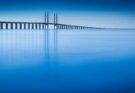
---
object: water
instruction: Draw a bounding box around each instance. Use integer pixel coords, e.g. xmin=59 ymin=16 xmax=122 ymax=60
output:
xmin=0 ymin=29 xmax=135 ymax=93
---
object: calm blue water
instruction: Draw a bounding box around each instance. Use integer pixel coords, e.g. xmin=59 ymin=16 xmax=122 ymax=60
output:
xmin=0 ymin=29 xmax=135 ymax=93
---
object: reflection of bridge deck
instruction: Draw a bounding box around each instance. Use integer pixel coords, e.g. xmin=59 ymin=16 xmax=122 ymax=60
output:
xmin=0 ymin=12 xmax=99 ymax=30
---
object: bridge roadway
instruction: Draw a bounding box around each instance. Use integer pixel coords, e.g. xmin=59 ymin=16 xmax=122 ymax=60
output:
xmin=0 ymin=21 xmax=94 ymax=30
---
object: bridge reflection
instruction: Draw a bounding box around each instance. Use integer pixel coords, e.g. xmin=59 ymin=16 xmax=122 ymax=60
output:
xmin=44 ymin=29 xmax=58 ymax=63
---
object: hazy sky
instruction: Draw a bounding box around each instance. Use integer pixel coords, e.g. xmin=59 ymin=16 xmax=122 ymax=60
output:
xmin=0 ymin=0 xmax=135 ymax=28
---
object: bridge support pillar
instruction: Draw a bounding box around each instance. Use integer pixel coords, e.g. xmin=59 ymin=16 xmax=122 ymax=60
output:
xmin=0 ymin=23 xmax=3 ymax=29
xmin=39 ymin=24 xmax=41 ymax=29
xmin=19 ymin=24 xmax=22 ymax=29
xmin=32 ymin=24 xmax=34 ymax=29
xmin=28 ymin=24 xmax=30 ymax=29
xmin=24 ymin=24 xmax=26 ymax=29
xmin=11 ymin=23 xmax=13 ymax=29
xmin=35 ymin=24 xmax=37 ymax=29
xmin=60 ymin=25 xmax=62 ymax=29
xmin=57 ymin=25 xmax=59 ymax=30
xmin=42 ymin=24 xmax=44 ymax=29
xmin=47 ymin=24 xmax=49 ymax=30
xmin=15 ymin=23 xmax=18 ymax=29
xmin=6 ymin=23 xmax=8 ymax=29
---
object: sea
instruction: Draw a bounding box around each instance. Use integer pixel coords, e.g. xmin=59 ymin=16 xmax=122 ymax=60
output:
xmin=0 ymin=29 xmax=135 ymax=93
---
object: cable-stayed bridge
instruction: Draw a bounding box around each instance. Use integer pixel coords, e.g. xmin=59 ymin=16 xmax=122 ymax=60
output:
xmin=0 ymin=12 xmax=96 ymax=30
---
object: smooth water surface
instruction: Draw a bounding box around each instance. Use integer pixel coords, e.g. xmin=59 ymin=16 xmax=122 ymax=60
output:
xmin=0 ymin=29 xmax=135 ymax=93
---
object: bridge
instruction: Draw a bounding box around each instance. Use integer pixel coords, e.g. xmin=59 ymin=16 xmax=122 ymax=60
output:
xmin=0 ymin=12 xmax=95 ymax=30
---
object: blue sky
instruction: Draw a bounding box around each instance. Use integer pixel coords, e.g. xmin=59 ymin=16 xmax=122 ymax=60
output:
xmin=0 ymin=0 xmax=135 ymax=11
xmin=0 ymin=0 xmax=135 ymax=28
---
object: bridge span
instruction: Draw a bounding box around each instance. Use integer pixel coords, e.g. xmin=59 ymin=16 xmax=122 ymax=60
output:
xmin=0 ymin=12 xmax=94 ymax=30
